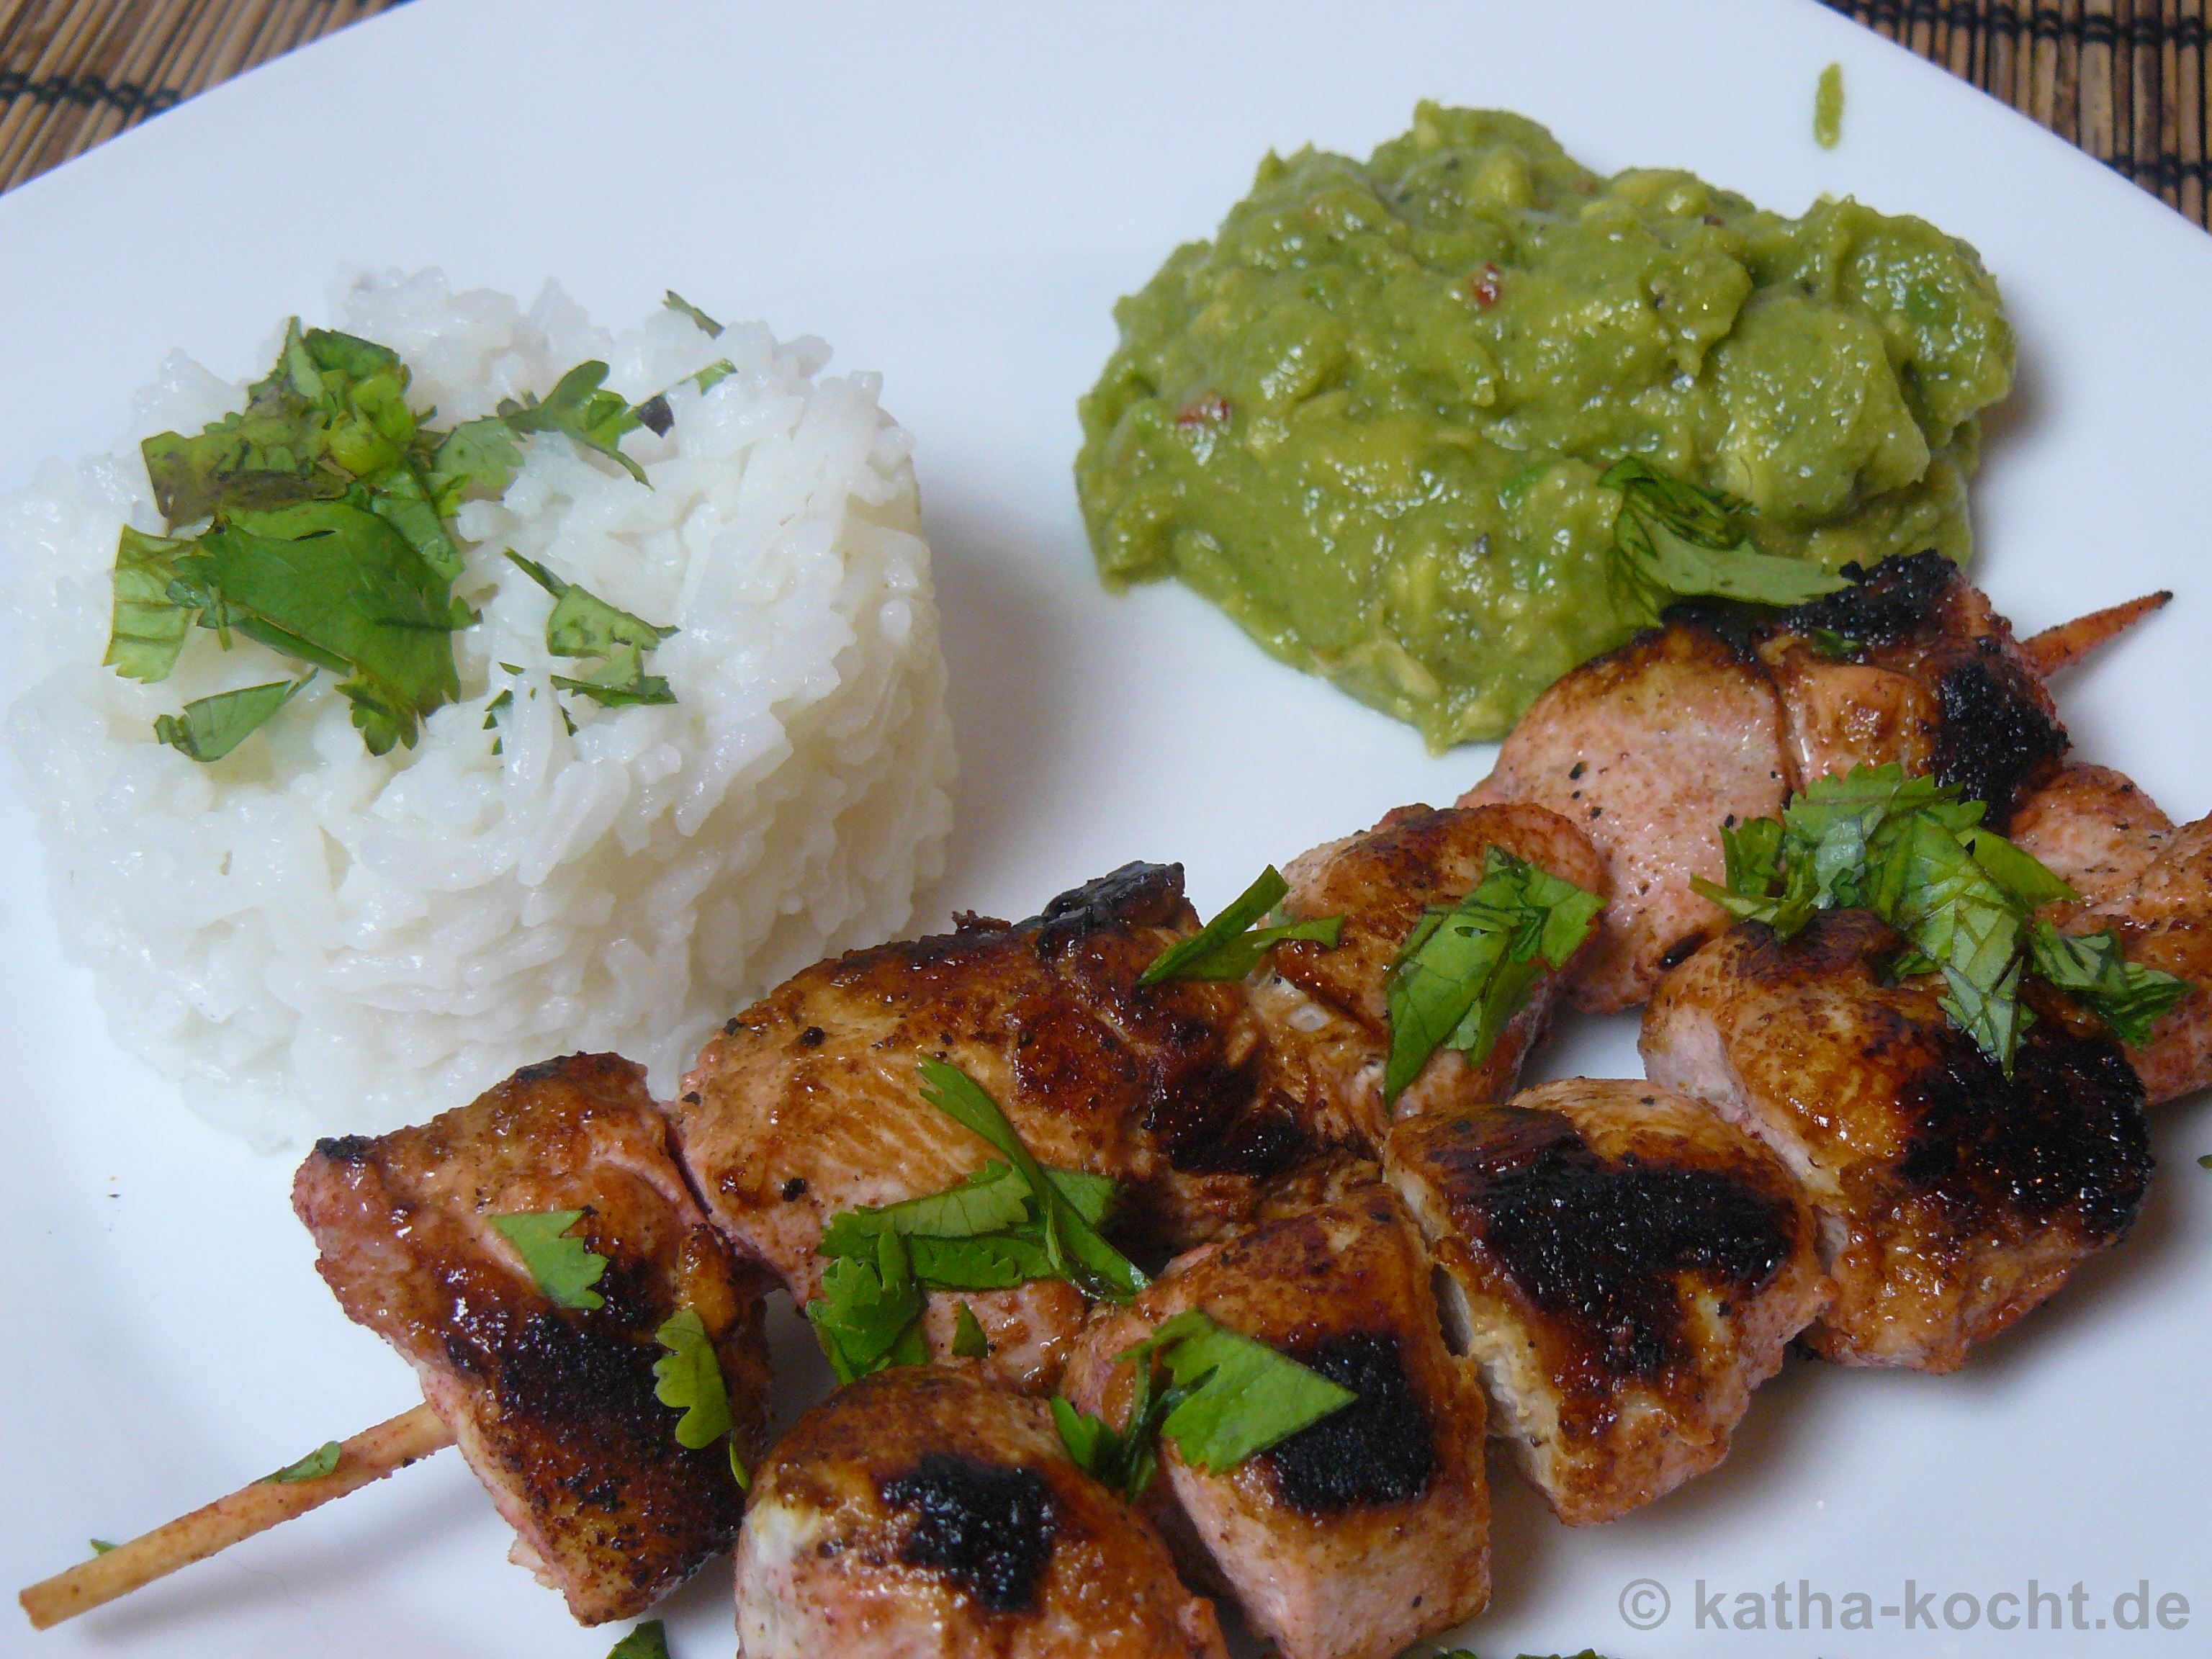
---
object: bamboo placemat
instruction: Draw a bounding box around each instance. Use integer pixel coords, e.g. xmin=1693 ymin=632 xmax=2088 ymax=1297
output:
xmin=1 ymin=0 xmax=2208 ymax=230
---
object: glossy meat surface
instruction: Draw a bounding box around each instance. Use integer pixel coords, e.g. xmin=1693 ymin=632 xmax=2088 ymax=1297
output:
xmin=1465 ymin=554 xmax=2074 ymax=1012
xmin=1259 ymin=801 xmax=1606 ymax=1148
xmin=1462 ymin=619 xmax=1786 ymax=1012
xmin=1761 ymin=551 xmax=2067 ymax=823
xmin=1063 ymin=1164 xmax=1490 ymax=1659
xmin=1642 ymin=912 xmax=2153 ymax=1370
xmin=293 ymin=1054 xmax=770 ymax=1624
xmin=2012 ymin=764 xmax=2212 ymax=1104
xmin=674 ymin=863 xmax=1303 ymax=1390
xmin=1385 ymin=1082 xmax=1825 ymax=1524
xmin=734 ymin=1366 xmax=1226 ymax=1659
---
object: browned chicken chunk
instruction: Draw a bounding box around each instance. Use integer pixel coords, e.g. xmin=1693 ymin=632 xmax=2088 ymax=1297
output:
xmin=2011 ymin=764 xmax=2212 ymax=1104
xmin=1062 ymin=1159 xmax=1490 ymax=1659
xmin=673 ymin=863 xmax=1305 ymax=1392
xmin=1254 ymin=801 xmax=1606 ymax=1149
xmin=1461 ymin=619 xmax=1788 ymax=1012
xmin=292 ymin=1054 xmax=771 ymax=1624
xmin=1641 ymin=912 xmax=2154 ymax=1370
xmin=1385 ymin=1082 xmax=1825 ymax=1525
xmin=1757 ymin=551 xmax=2067 ymax=822
xmin=1465 ymin=554 xmax=2081 ymax=1012
xmin=734 ymin=1365 xmax=1227 ymax=1659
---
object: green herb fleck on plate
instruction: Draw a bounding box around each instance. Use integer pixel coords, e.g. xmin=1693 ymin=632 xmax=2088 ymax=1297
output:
xmin=603 ymin=1620 xmax=670 ymax=1659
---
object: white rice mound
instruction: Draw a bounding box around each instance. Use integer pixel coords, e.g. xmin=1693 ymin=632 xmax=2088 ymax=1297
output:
xmin=0 ymin=269 xmax=955 ymax=1146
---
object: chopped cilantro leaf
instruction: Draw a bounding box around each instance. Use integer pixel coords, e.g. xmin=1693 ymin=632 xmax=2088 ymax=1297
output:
xmin=264 ymin=1440 xmax=342 ymax=1483
xmin=153 ymin=675 xmax=313 ymax=763
xmin=603 ymin=1620 xmax=670 ymax=1659
xmin=493 ymin=361 xmax=648 ymax=485
xmin=1384 ymin=847 xmax=1604 ymax=1102
xmin=1144 ymin=1310 xmax=1356 ymax=1471
xmin=952 ymin=1301 xmax=991 ymax=1359
xmin=1694 ymin=763 xmax=2193 ymax=1068
xmin=809 ymin=1151 xmax=1125 ymax=1376
xmin=112 ymin=322 xmax=661 ymax=759
xmin=488 ymin=1209 xmax=608 ymax=1310
xmin=1809 ymin=626 xmax=1862 ymax=660
xmin=505 ymin=551 xmax=679 ymax=711
xmin=1053 ymin=1310 xmax=1353 ymax=1496
xmin=652 ymin=1308 xmax=732 ymax=1449
xmin=806 ymin=1228 xmax=930 ymax=1383
xmin=917 ymin=1058 xmax=1146 ymax=1301
xmin=2200 ymin=1155 xmax=2212 ymax=1171
xmin=89 ymin=1540 xmax=117 ymax=1555
xmin=729 ymin=1439 xmax=752 ymax=1491
xmin=665 ymin=291 xmax=725 ymax=336
xmin=1601 ymin=456 xmax=1848 ymax=607
xmin=104 ymin=529 xmax=196 ymax=682
xmin=1138 ymin=866 xmax=1344 ymax=984
xmin=2028 ymin=920 xmax=2193 ymax=1046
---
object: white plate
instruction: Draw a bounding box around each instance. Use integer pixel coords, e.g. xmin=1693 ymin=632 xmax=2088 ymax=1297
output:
xmin=2 ymin=1 xmax=2208 ymax=1655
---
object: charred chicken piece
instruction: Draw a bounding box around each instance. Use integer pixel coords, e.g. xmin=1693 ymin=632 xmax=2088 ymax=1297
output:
xmin=2011 ymin=764 xmax=2212 ymax=1104
xmin=735 ymin=1365 xmax=1227 ymax=1659
xmin=1465 ymin=554 xmax=2087 ymax=1012
xmin=674 ymin=863 xmax=1303 ymax=1392
xmin=292 ymin=1054 xmax=770 ymax=1624
xmin=1384 ymin=1081 xmax=1825 ymax=1525
xmin=1460 ymin=619 xmax=1788 ymax=1013
xmin=1253 ymin=802 xmax=1606 ymax=1151
xmin=1755 ymin=550 xmax=2067 ymax=822
xmin=1641 ymin=911 xmax=2154 ymax=1370
xmin=1062 ymin=1160 xmax=1490 ymax=1659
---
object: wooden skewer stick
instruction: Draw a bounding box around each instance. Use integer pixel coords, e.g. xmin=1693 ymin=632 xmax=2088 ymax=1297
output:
xmin=2020 ymin=590 xmax=2172 ymax=679
xmin=17 ymin=1402 xmax=454 ymax=1631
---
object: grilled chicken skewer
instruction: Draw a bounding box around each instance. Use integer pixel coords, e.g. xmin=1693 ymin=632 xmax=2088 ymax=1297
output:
xmin=19 ymin=683 xmax=2182 ymax=1646
xmin=17 ymin=806 xmax=1601 ymax=1633
xmin=1467 ymin=554 xmax=2172 ymax=1012
xmin=675 ymin=802 xmax=1602 ymax=1395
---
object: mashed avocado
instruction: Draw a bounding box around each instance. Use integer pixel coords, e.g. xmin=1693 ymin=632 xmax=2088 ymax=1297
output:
xmin=1076 ymin=104 xmax=2013 ymax=747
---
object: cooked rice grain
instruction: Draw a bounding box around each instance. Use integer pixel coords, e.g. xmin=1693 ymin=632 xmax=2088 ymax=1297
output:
xmin=0 ymin=270 xmax=954 ymax=1145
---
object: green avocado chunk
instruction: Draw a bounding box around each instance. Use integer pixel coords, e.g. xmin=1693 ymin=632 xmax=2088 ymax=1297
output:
xmin=1074 ymin=104 xmax=2013 ymax=748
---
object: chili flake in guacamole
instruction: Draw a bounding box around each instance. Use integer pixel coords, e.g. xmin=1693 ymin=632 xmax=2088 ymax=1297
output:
xmin=1075 ymin=104 xmax=2014 ymax=747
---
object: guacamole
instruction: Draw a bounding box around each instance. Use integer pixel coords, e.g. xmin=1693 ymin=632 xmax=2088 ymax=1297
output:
xmin=1075 ymin=105 xmax=2014 ymax=747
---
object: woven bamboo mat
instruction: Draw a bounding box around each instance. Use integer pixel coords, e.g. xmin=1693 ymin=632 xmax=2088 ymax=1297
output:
xmin=0 ymin=0 xmax=2208 ymax=230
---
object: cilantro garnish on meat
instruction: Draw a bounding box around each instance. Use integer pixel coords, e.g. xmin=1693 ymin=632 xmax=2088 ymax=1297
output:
xmin=1695 ymin=763 xmax=2190 ymax=1069
xmin=106 ymin=319 xmax=665 ymax=760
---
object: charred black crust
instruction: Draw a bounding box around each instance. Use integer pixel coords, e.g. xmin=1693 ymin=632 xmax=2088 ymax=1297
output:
xmin=1897 ymin=1022 xmax=2152 ymax=1240
xmin=1030 ymin=862 xmax=1185 ymax=956
xmin=881 ymin=1453 xmax=1057 ymax=1614
xmin=442 ymin=1293 xmax=746 ymax=1601
xmin=508 ymin=1052 xmax=640 ymax=1088
xmin=1930 ymin=657 xmax=2069 ymax=826
xmin=1781 ymin=549 xmax=1956 ymax=644
xmin=1263 ymin=1331 xmax=1437 ymax=1512
xmin=312 ymin=1133 xmax=377 ymax=1163
xmin=1425 ymin=1108 xmax=1797 ymax=1404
